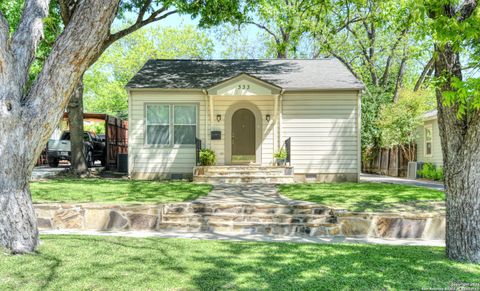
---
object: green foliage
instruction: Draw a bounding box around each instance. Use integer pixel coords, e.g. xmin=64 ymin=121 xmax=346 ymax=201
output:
xmin=417 ymin=163 xmax=444 ymax=181
xmin=199 ymin=149 xmax=216 ymax=166
xmin=273 ymin=149 xmax=287 ymax=160
xmin=377 ymin=89 xmax=434 ymax=149
xmin=424 ymin=0 xmax=480 ymax=117
xmin=84 ymin=122 xmax=105 ymax=135
xmin=361 ymin=87 xmax=392 ymax=150
xmin=84 ymin=24 xmax=213 ymax=118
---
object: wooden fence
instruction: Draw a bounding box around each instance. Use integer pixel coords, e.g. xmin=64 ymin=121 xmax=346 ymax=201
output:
xmin=105 ymin=116 xmax=128 ymax=171
xmin=362 ymin=145 xmax=416 ymax=178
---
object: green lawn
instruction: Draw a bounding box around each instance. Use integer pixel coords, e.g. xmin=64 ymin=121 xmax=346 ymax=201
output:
xmin=1 ymin=235 xmax=478 ymax=290
xmin=30 ymin=179 xmax=211 ymax=203
xmin=278 ymin=182 xmax=445 ymax=212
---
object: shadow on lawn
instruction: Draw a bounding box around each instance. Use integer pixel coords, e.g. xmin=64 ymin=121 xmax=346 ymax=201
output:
xmin=30 ymin=235 xmax=480 ymax=290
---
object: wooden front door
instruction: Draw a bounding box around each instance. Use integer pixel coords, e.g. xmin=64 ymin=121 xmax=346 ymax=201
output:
xmin=231 ymin=108 xmax=255 ymax=164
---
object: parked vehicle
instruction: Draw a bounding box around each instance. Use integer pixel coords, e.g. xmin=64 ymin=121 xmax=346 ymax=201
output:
xmin=47 ymin=131 xmax=106 ymax=168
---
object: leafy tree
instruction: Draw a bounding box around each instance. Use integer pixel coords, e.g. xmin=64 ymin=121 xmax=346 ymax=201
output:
xmin=377 ymin=89 xmax=435 ymax=161
xmin=0 ymin=0 xmax=120 ymax=254
xmin=84 ymin=24 xmax=214 ymax=118
xmin=424 ymin=0 xmax=480 ymax=262
xmin=241 ymin=0 xmax=325 ymax=58
xmin=0 ymin=0 xmax=247 ymax=254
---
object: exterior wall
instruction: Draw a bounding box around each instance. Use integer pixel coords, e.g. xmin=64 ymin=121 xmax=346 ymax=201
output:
xmin=281 ymin=91 xmax=360 ymax=181
xmin=128 ymin=86 xmax=361 ymax=181
xmin=207 ymin=95 xmax=275 ymax=165
xmin=416 ymin=118 xmax=443 ymax=167
xmin=128 ymin=90 xmax=206 ymax=179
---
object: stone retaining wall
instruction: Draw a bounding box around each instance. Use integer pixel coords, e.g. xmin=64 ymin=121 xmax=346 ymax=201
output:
xmin=34 ymin=203 xmax=445 ymax=240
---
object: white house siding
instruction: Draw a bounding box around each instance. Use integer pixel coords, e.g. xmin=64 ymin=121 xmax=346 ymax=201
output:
xmin=208 ymin=95 xmax=275 ymax=165
xmin=416 ymin=119 xmax=443 ymax=167
xmin=128 ymin=90 xmax=206 ymax=179
xmin=281 ymin=91 xmax=360 ymax=182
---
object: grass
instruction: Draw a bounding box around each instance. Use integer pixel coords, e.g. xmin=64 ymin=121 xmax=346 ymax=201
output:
xmin=278 ymin=182 xmax=445 ymax=212
xmin=1 ymin=235 xmax=479 ymax=290
xmin=30 ymin=179 xmax=211 ymax=204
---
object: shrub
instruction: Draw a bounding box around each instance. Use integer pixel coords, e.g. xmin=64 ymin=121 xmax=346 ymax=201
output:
xmin=199 ymin=149 xmax=216 ymax=166
xmin=274 ymin=149 xmax=287 ymax=160
xmin=417 ymin=163 xmax=444 ymax=181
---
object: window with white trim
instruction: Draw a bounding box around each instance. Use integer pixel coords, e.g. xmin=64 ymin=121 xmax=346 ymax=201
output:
xmin=145 ymin=104 xmax=197 ymax=146
xmin=424 ymin=124 xmax=433 ymax=157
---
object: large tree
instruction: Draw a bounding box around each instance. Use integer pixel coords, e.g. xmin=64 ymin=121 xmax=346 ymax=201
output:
xmin=63 ymin=0 xmax=248 ymax=175
xmin=0 ymin=0 xmax=119 ymax=254
xmin=84 ymin=24 xmax=214 ymax=118
xmin=0 ymin=0 xmax=245 ymax=254
xmin=426 ymin=0 xmax=480 ymax=262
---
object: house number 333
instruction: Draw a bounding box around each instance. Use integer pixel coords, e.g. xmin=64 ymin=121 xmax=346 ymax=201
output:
xmin=238 ymin=84 xmax=251 ymax=89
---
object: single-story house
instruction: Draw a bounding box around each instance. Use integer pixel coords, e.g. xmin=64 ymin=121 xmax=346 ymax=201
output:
xmin=415 ymin=109 xmax=443 ymax=167
xmin=126 ymin=59 xmax=364 ymax=182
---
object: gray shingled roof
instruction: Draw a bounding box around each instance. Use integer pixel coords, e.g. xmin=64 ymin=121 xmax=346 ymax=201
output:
xmin=126 ymin=59 xmax=364 ymax=90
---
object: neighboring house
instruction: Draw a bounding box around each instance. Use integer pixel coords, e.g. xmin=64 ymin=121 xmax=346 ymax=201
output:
xmin=126 ymin=59 xmax=364 ymax=182
xmin=416 ymin=109 xmax=443 ymax=167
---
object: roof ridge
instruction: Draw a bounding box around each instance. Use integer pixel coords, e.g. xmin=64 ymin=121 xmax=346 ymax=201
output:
xmin=147 ymin=58 xmax=337 ymax=62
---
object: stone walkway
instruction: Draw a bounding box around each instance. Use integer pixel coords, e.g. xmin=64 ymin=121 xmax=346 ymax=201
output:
xmin=361 ymin=173 xmax=444 ymax=191
xmin=40 ymin=229 xmax=445 ymax=247
xmin=193 ymin=184 xmax=306 ymax=205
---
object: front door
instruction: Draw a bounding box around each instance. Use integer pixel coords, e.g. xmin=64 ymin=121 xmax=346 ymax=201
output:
xmin=231 ymin=108 xmax=255 ymax=164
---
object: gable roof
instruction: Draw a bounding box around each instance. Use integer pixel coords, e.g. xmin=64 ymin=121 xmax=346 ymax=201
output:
xmin=126 ymin=59 xmax=364 ymax=90
xmin=423 ymin=109 xmax=438 ymax=120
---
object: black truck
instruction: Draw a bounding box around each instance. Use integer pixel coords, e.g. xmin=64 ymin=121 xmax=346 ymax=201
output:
xmin=47 ymin=131 xmax=106 ymax=167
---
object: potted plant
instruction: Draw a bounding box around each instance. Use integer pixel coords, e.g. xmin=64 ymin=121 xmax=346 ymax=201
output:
xmin=273 ymin=149 xmax=287 ymax=166
xmin=199 ymin=149 xmax=216 ymax=166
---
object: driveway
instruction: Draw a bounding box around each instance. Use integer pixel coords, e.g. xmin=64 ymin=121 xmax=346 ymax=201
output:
xmin=360 ymin=173 xmax=444 ymax=191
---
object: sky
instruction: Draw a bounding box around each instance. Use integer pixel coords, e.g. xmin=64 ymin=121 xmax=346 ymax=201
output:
xmin=118 ymin=11 xmax=265 ymax=59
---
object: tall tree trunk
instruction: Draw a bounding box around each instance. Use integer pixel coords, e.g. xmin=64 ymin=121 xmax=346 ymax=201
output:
xmin=0 ymin=126 xmax=39 ymax=253
xmin=67 ymin=78 xmax=87 ymax=174
xmin=392 ymin=55 xmax=407 ymax=103
xmin=435 ymin=43 xmax=480 ymax=263
xmin=0 ymin=0 xmax=119 ymax=253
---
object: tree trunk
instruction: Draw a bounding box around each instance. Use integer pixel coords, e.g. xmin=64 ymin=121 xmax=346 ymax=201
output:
xmin=435 ymin=43 xmax=480 ymax=263
xmin=0 ymin=146 xmax=38 ymax=253
xmin=67 ymin=79 xmax=87 ymax=175
xmin=0 ymin=0 xmax=119 ymax=253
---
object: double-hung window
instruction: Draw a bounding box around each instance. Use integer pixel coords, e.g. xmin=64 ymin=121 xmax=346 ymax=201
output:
xmin=424 ymin=124 xmax=433 ymax=157
xmin=146 ymin=104 xmax=197 ymax=146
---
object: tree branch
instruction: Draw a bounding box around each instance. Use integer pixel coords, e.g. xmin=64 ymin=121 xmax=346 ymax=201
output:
xmin=380 ymin=27 xmax=409 ymax=87
xmin=414 ymin=57 xmax=434 ymax=91
xmin=393 ymin=49 xmax=408 ymax=102
xmin=246 ymin=21 xmax=280 ymax=44
xmin=0 ymin=10 xmax=9 ymax=42
xmin=11 ymin=0 xmax=50 ymax=89
xmin=458 ymin=0 xmax=477 ymax=22
xmin=328 ymin=50 xmax=361 ymax=80
xmin=105 ymin=7 xmax=176 ymax=50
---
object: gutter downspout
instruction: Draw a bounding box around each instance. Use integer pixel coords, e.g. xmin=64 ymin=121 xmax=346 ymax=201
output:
xmin=357 ymin=90 xmax=362 ymax=182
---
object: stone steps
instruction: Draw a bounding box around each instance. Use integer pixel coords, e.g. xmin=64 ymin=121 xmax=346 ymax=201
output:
xmin=162 ymin=213 xmax=334 ymax=224
xmin=163 ymin=203 xmax=331 ymax=215
xmin=193 ymin=166 xmax=295 ymax=184
xmin=157 ymin=221 xmax=341 ymax=236
xmin=193 ymin=175 xmax=295 ymax=184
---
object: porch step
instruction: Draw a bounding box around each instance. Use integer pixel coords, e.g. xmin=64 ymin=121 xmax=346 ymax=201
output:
xmin=193 ymin=166 xmax=295 ymax=184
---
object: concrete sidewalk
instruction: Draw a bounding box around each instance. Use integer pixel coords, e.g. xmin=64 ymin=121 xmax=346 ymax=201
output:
xmin=361 ymin=173 xmax=444 ymax=191
xmin=40 ymin=229 xmax=445 ymax=247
